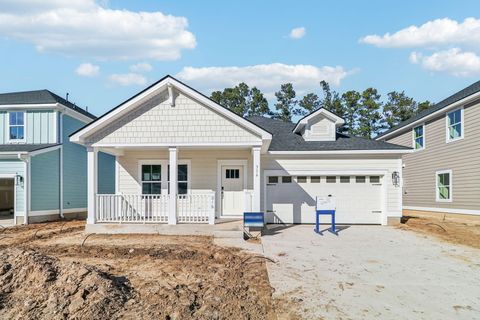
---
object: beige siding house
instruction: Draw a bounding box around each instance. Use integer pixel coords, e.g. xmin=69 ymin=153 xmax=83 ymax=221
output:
xmin=376 ymin=80 xmax=480 ymax=217
xmin=70 ymin=75 xmax=411 ymax=234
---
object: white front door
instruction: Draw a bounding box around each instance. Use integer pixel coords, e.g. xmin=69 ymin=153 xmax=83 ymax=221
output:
xmin=221 ymin=166 xmax=244 ymax=216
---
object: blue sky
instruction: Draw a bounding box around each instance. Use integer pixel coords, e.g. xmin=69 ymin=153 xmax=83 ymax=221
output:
xmin=1 ymin=0 xmax=480 ymax=116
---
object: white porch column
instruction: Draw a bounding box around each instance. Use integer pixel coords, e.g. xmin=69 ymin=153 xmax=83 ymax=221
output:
xmin=252 ymin=147 xmax=261 ymax=212
xmin=168 ymin=147 xmax=178 ymax=225
xmin=87 ymin=146 xmax=98 ymax=225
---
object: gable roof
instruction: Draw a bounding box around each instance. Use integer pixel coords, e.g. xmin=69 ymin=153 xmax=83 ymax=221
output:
xmin=0 ymin=89 xmax=96 ymax=120
xmin=69 ymin=75 xmax=272 ymax=144
xmin=247 ymin=116 xmax=411 ymax=153
xmin=376 ymin=80 xmax=480 ymax=140
xmin=0 ymin=143 xmax=60 ymax=154
xmin=292 ymin=107 xmax=345 ymax=133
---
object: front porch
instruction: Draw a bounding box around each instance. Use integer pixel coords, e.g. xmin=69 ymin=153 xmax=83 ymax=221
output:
xmin=87 ymin=146 xmax=261 ymax=226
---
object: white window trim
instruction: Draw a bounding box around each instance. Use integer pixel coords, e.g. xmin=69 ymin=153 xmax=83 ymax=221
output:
xmin=7 ymin=111 xmax=26 ymax=144
xmin=446 ymin=107 xmax=464 ymax=143
xmin=137 ymin=159 xmax=191 ymax=195
xmin=435 ymin=169 xmax=452 ymax=203
xmin=412 ymin=123 xmax=425 ymax=151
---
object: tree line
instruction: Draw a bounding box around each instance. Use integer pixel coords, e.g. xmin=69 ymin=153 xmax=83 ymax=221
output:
xmin=210 ymin=81 xmax=433 ymax=138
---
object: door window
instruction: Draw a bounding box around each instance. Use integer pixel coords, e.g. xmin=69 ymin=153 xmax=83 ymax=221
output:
xmin=225 ymin=169 xmax=240 ymax=179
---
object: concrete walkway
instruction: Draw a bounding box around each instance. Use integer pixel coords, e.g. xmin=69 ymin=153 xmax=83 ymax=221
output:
xmin=262 ymin=225 xmax=480 ymax=320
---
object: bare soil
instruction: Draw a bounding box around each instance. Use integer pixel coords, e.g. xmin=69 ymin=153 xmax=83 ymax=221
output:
xmin=398 ymin=214 xmax=480 ymax=249
xmin=0 ymin=221 xmax=276 ymax=319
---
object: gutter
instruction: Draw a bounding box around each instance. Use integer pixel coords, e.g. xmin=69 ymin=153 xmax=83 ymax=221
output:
xmin=17 ymin=153 xmax=30 ymax=225
xmin=266 ymin=149 xmax=413 ymax=155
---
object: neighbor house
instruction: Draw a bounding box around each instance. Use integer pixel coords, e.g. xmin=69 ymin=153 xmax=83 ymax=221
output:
xmin=70 ymin=75 xmax=411 ymax=233
xmin=376 ymin=80 xmax=480 ymax=218
xmin=0 ymin=90 xmax=115 ymax=225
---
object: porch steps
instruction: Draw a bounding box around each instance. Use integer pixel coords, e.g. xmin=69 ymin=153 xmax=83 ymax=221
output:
xmin=213 ymin=219 xmax=244 ymax=238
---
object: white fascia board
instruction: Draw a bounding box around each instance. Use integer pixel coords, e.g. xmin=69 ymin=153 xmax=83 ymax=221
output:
xmin=403 ymin=206 xmax=480 ymax=216
xmin=70 ymin=76 xmax=272 ymax=145
xmin=92 ymin=142 xmax=263 ymax=149
xmin=376 ymin=90 xmax=480 ymax=141
xmin=293 ymin=108 xmax=345 ymax=133
xmin=267 ymin=149 xmax=413 ymax=155
xmin=29 ymin=144 xmax=61 ymax=157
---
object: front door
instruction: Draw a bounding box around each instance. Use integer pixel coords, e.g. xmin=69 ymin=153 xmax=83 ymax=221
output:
xmin=221 ymin=166 xmax=244 ymax=216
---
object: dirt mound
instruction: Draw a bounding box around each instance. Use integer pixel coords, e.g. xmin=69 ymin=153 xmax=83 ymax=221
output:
xmin=0 ymin=248 xmax=132 ymax=320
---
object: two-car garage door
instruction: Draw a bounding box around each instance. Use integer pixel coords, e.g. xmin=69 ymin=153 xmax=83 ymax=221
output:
xmin=266 ymin=174 xmax=383 ymax=224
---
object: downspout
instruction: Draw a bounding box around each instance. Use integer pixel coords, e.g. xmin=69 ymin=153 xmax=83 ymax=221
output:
xmin=59 ymin=111 xmax=65 ymax=219
xmin=18 ymin=154 xmax=30 ymax=225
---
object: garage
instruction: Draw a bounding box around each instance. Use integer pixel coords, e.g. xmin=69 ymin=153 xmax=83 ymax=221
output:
xmin=266 ymin=174 xmax=384 ymax=224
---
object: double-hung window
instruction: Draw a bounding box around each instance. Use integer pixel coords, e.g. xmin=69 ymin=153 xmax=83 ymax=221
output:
xmin=413 ymin=125 xmax=424 ymax=150
xmin=436 ymin=170 xmax=452 ymax=202
xmin=9 ymin=111 xmax=25 ymax=142
xmin=447 ymin=108 xmax=463 ymax=142
xmin=168 ymin=164 xmax=189 ymax=195
xmin=141 ymin=164 xmax=162 ymax=194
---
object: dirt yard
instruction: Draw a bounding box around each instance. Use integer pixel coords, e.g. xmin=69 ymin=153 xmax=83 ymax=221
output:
xmin=399 ymin=213 xmax=480 ymax=249
xmin=0 ymin=221 xmax=275 ymax=319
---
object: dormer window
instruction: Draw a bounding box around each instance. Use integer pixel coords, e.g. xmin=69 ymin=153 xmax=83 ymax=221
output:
xmin=8 ymin=111 xmax=25 ymax=142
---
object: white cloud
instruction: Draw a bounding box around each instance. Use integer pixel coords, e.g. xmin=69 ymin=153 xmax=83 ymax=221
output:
xmin=410 ymin=48 xmax=480 ymax=77
xmin=108 ymin=73 xmax=147 ymax=86
xmin=289 ymin=27 xmax=306 ymax=39
xmin=360 ymin=17 xmax=480 ymax=48
xmin=75 ymin=62 xmax=99 ymax=77
xmin=0 ymin=0 xmax=196 ymax=60
xmin=130 ymin=62 xmax=153 ymax=73
xmin=176 ymin=63 xmax=353 ymax=98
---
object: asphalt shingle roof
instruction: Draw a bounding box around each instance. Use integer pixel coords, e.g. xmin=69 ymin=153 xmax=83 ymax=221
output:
xmin=0 ymin=143 xmax=60 ymax=153
xmin=376 ymin=80 xmax=480 ymax=139
xmin=246 ymin=116 xmax=410 ymax=151
xmin=0 ymin=90 xmax=96 ymax=120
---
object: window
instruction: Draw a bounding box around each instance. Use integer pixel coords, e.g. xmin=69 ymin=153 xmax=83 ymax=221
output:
xmin=356 ymin=176 xmax=366 ymax=183
xmin=340 ymin=176 xmax=350 ymax=183
xmin=141 ymin=165 xmax=162 ymax=194
xmin=413 ymin=125 xmax=424 ymax=150
xmin=268 ymin=176 xmax=278 ymax=184
xmin=436 ymin=170 xmax=452 ymax=202
xmin=326 ymin=176 xmax=336 ymax=183
xmin=282 ymin=176 xmax=292 ymax=183
xmin=8 ymin=111 xmax=25 ymax=141
xmin=370 ymin=176 xmax=380 ymax=183
xmin=310 ymin=176 xmax=321 ymax=183
xmin=225 ymin=169 xmax=240 ymax=179
xmin=168 ymin=164 xmax=189 ymax=195
xmin=297 ymin=176 xmax=307 ymax=183
xmin=447 ymin=108 xmax=463 ymax=142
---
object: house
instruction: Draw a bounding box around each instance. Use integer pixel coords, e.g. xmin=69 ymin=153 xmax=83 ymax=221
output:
xmin=70 ymin=75 xmax=411 ymax=233
xmin=0 ymin=90 xmax=115 ymax=225
xmin=376 ymin=80 xmax=480 ymax=218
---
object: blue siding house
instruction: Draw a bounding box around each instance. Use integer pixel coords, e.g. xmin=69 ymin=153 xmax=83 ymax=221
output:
xmin=0 ymin=90 xmax=115 ymax=224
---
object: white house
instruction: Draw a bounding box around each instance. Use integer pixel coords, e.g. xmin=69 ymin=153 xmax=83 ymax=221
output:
xmin=70 ymin=75 xmax=411 ymax=233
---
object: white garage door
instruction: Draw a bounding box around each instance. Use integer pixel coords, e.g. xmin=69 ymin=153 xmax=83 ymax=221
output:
xmin=266 ymin=175 xmax=383 ymax=224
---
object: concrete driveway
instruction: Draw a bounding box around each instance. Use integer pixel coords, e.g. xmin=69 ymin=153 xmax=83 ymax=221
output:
xmin=262 ymin=225 xmax=480 ymax=320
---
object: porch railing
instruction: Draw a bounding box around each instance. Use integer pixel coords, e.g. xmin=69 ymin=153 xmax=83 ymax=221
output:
xmin=244 ymin=190 xmax=254 ymax=212
xmin=95 ymin=192 xmax=215 ymax=224
xmin=96 ymin=194 xmax=169 ymax=223
xmin=177 ymin=192 xmax=215 ymax=224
